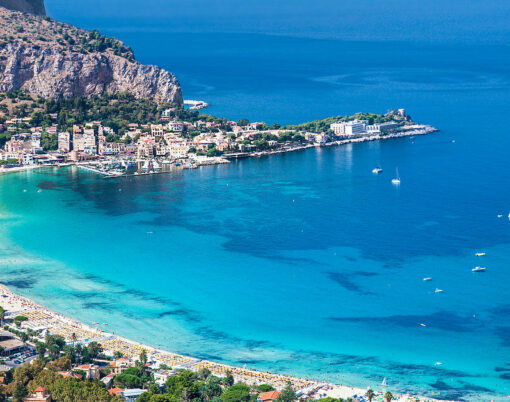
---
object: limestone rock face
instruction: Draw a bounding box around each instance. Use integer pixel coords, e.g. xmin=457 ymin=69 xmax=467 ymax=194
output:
xmin=0 ymin=43 xmax=183 ymax=103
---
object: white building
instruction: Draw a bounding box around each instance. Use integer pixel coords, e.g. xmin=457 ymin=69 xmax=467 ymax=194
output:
xmin=366 ymin=122 xmax=400 ymax=134
xmin=168 ymin=120 xmax=184 ymax=132
xmin=167 ymin=138 xmax=190 ymax=158
xmin=330 ymin=119 xmax=368 ymax=136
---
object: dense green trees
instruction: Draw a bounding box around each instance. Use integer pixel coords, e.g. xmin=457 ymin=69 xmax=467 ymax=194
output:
xmin=220 ymin=384 xmax=251 ymax=402
xmin=1 ymin=357 xmax=121 ymax=402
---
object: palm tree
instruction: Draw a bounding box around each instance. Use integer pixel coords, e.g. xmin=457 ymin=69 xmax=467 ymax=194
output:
xmin=0 ymin=306 xmax=5 ymax=327
xmin=384 ymin=391 xmax=394 ymax=402
xmin=71 ymin=332 xmax=77 ymax=347
xmin=366 ymin=389 xmax=375 ymax=402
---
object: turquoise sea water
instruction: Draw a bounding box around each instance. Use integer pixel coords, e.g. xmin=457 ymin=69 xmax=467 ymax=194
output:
xmin=1 ymin=1 xmax=510 ymax=400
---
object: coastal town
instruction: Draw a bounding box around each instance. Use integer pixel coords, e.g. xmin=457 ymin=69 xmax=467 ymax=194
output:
xmin=0 ymin=96 xmax=437 ymax=177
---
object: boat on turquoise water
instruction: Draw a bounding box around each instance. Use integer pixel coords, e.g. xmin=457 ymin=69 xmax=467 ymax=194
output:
xmin=475 ymin=252 xmax=486 ymax=256
xmin=391 ymin=168 xmax=401 ymax=185
xmin=153 ymin=161 xmax=162 ymax=170
xmin=435 ymin=288 xmax=443 ymax=293
xmin=472 ymin=266 xmax=486 ymax=272
xmin=372 ymin=167 xmax=383 ymax=174
xmin=423 ymin=277 xmax=432 ymax=281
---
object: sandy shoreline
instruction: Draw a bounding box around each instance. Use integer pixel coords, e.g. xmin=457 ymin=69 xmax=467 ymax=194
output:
xmin=0 ymin=283 xmax=447 ymax=401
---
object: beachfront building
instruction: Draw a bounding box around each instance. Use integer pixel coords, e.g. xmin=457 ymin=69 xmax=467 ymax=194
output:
xmin=58 ymin=132 xmax=71 ymax=153
xmin=330 ymin=119 xmax=368 ymax=136
xmin=366 ymin=122 xmax=400 ymax=134
xmin=23 ymin=386 xmax=51 ymax=402
xmin=167 ymin=138 xmax=190 ymax=158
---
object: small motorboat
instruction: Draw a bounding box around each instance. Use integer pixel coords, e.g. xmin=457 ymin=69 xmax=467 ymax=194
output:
xmin=372 ymin=167 xmax=383 ymax=174
xmin=472 ymin=266 xmax=486 ymax=272
xmin=435 ymin=362 xmax=443 ymax=366
xmin=391 ymin=168 xmax=401 ymax=185
xmin=435 ymin=288 xmax=443 ymax=293
xmin=475 ymin=252 xmax=486 ymax=257
xmin=423 ymin=277 xmax=432 ymax=281
xmin=498 ymin=214 xmax=503 ymax=218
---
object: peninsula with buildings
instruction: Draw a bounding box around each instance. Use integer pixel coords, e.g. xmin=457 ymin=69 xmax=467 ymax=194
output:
xmin=0 ymin=91 xmax=436 ymax=176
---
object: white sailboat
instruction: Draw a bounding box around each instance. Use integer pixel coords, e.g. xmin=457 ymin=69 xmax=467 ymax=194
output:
xmin=391 ymin=168 xmax=401 ymax=185
xmin=381 ymin=377 xmax=387 ymax=387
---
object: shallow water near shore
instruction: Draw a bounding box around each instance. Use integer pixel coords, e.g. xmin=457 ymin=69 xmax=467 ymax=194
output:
xmin=2 ymin=1 xmax=510 ymax=399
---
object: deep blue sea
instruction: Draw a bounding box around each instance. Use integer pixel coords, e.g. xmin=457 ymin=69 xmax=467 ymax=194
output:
xmin=0 ymin=1 xmax=509 ymax=400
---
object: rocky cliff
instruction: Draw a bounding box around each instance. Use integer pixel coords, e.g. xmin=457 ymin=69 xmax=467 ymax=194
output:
xmin=0 ymin=7 xmax=182 ymax=104
xmin=0 ymin=0 xmax=45 ymax=15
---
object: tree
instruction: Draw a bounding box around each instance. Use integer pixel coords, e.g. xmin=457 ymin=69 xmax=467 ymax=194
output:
xmin=139 ymin=349 xmax=148 ymax=367
xmin=13 ymin=382 xmax=27 ymax=402
xmin=87 ymin=341 xmax=103 ymax=359
xmin=223 ymin=370 xmax=234 ymax=387
xmin=0 ymin=306 xmax=5 ymax=327
xmin=198 ymin=367 xmax=211 ymax=380
xmin=200 ymin=377 xmax=222 ymax=401
xmin=366 ymin=389 xmax=375 ymax=402
xmin=114 ymin=373 xmax=142 ymax=388
xmin=237 ymin=119 xmax=249 ymax=127
xmin=276 ymin=382 xmax=297 ymax=402
xmin=220 ymin=384 xmax=250 ymax=402
xmin=35 ymin=342 xmax=46 ymax=360
xmin=384 ymin=391 xmax=393 ymax=402
xmin=48 ymin=344 xmax=60 ymax=360
xmin=13 ymin=316 xmax=28 ymax=328
xmin=71 ymin=332 xmax=77 ymax=346
xmin=257 ymin=384 xmax=275 ymax=392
